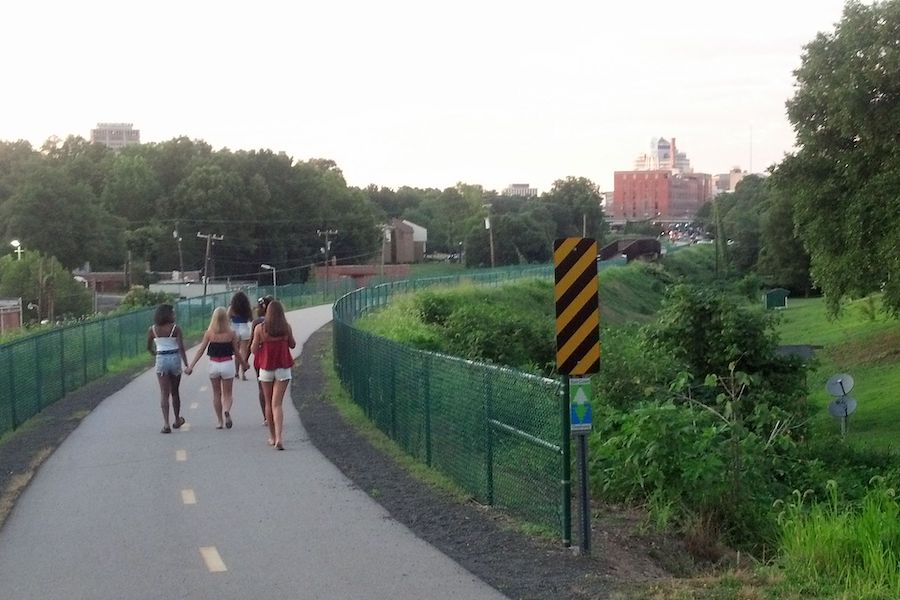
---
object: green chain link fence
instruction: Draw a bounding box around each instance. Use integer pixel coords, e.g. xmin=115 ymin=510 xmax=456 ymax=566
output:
xmin=0 ymin=280 xmax=355 ymax=439
xmin=333 ymin=265 xmax=573 ymax=541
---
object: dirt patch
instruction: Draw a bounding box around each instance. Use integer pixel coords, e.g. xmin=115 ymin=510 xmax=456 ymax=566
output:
xmin=293 ymin=324 xmax=692 ymax=600
xmin=825 ymin=328 xmax=900 ymax=366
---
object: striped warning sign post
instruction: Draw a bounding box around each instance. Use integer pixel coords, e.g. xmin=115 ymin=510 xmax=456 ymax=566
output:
xmin=554 ymin=238 xmax=600 ymax=375
xmin=553 ymin=237 xmax=599 ymax=556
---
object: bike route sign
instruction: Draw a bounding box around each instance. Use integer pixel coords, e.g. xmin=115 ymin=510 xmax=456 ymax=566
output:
xmin=569 ymin=377 xmax=593 ymax=434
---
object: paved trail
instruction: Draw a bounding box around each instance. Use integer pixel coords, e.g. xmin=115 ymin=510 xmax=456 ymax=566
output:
xmin=0 ymin=304 xmax=506 ymax=600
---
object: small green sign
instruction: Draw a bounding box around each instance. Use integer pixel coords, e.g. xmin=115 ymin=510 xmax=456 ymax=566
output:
xmin=569 ymin=377 xmax=593 ymax=434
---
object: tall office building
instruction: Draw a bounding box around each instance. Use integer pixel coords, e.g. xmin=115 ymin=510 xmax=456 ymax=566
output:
xmin=90 ymin=123 xmax=140 ymax=150
xmin=611 ymin=136 xmax=712 ymax=221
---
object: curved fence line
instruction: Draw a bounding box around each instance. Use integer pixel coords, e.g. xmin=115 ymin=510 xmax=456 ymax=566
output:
xmin=0 ymin=281 xmax=355 ymax=439
xmin=332 ymin=265 xmax=572 ymax=540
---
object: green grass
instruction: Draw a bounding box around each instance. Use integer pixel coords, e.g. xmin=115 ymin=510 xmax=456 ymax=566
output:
xmin=774 ymin=296 xmax=900 ymax=451
xmin=776 ymin=482 xmax=900 ymax=599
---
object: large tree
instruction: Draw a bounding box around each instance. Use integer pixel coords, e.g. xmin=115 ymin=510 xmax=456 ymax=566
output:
xmin=776 ymin=0 xmax=900 ymax=315
xmin=539 ymin=176 xmax=607 ymax=243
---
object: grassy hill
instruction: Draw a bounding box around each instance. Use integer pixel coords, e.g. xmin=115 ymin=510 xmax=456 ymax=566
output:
xmin=775 ymin=296 xmax=900 ymax=452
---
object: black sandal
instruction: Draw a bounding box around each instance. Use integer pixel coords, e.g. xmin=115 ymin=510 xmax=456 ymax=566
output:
xmin=172 ymin=416 xmax=186 ymax=429
xmin=161 ymin=425 xmax=172 ymax=434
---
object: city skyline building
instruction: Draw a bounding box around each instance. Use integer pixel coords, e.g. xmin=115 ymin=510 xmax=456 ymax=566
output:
xmin=611 ymin=136 xmax=713 ymax=222
xmin=502 ymin=183 xmax=538 ymax=198
xmin=90 ymin=123 xmax=140 ymax=150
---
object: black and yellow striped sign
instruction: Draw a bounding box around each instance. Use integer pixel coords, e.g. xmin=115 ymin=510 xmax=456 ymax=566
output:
xmin=554 ymin=238 xmax=600 ymax=375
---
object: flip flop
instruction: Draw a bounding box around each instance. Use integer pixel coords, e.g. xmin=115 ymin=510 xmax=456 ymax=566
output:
xmin=224 ymin=412 xmax=232 ymax=429
xmin=172 ymin=416 xmax=186 ymax=429
xmin=161 ymin=425 xmax=171 ymax=434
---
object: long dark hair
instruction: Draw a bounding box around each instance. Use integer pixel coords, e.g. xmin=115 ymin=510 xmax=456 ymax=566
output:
xmin=154 ymin=304 xmax=175 ymax=326
xmin=230 ymin=291 xmax=253 ymax=321
xmin=264 ymin=301 xmax=289 ymax=337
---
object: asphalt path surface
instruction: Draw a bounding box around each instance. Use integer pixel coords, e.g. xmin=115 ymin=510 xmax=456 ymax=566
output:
xmin=0 ymin=304 xmax=507 ymax=600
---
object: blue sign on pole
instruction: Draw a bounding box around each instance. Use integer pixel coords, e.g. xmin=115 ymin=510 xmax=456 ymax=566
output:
xmin=569 ymin=377 xmax=593 ymax=434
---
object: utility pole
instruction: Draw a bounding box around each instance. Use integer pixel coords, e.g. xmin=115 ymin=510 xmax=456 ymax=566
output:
xmin=197 ymin=231 xmax=224 ymax=296
xmin=317 ymin=229 xmax=338 ymax=296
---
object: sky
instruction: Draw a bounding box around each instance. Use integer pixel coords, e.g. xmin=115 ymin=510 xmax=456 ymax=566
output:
xmin=0 ymin=0 xmax=855 ymax=193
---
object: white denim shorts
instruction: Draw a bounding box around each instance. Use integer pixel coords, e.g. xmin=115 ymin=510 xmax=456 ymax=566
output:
xmin=208 ymin=359 xmax=236 ymax=379
xmin=258 ymin=368 xmax=292 ymax=382
xmin=232 ymin=322 xmax=252 ymax=341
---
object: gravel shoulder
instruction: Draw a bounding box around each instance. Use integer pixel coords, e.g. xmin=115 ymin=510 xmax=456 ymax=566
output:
xmin=293 ymin=324 xmax=693 ymax=600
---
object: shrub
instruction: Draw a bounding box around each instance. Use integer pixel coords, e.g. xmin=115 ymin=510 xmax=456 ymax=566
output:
xmin=119 ymin=287 xmax=176 ymax=309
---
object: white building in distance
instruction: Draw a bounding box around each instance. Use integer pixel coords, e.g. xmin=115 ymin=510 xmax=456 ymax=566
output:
xmin=90 ymin=123 xmax=140 ymax=150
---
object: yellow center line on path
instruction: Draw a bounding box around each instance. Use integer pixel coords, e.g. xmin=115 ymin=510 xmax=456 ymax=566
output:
xmin=190 ymin=402 xmax=199 ymax=410
xmin=199 ymin=547 xmax=227 ymax=573
xmin=181 ymin=489 xmax=197 ymax=505
xmin=176 ymin=449 xmax=187 ymax=462
xmin=200 ymin=386 xmax=208 ymax=392
xmin=181 ymin=423 xmax=191 ymax=432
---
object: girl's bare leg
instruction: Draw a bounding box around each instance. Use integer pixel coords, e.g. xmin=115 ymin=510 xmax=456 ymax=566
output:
xmin=210 ymin=377 xmax=224 ymax=428
xmin=170 ymin=373 xmax=183 ymax=425
xmin=158 ymin=374 xmax=172 ymax=428
xmin=272 ymin=379 xmax=289 ymax=449
xmin=261 ymin=380 xmax=275 ymax=444
xmin=222 ymin=377 xmax=235 ymax=428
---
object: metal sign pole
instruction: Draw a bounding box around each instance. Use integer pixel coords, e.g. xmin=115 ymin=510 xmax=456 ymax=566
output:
xmin=577 ymin=432 xmax=591 ymax=555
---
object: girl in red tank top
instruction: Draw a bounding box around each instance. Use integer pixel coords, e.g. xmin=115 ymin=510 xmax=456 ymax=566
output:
xmin=250 ymin=300 xmax=296 ymax=450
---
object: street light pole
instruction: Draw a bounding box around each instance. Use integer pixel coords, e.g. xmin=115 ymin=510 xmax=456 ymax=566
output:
xmin=172 ymin=228 xmax=184 ymax=280
xmin=483 ymin=204 xmax=495 ymax=269
xmin=261 ymin=264 xmax=277 ymax=299
xmin=10 ymin=239 xmax=23 ymax=261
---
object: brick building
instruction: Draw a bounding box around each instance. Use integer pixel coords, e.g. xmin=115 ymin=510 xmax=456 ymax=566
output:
xmin=610 ymin=137 xmax=713 ymax=221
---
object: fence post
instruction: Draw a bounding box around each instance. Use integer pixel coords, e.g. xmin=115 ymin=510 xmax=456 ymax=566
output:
xmin=484 ymin=371 xmax=494 ymax=505
xmin=561 ymin=376 xmax=572 ymax=547
xmin=101 ymin=319 xmax=107 ymax=374
xmin=389 ymin=348 xmax=397 ymax=440
xmin=34 ymin=340 xmax=42 ymax=409
xmin=82 ymin=324 xmax=88 ymax=385
xmin=8 ymin=348 xmax=17 ymax=430
xmin=59 ymin=331 xmax=66 ymax=396
xmin=424 ymin=354 xmax=432 ymax=467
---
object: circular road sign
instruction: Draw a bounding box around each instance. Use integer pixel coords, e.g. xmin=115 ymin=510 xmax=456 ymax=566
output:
xmin=828 ymin=396 xmax=858 ymax=418
xmin=826 ymin=373 xmax=854 ymax=397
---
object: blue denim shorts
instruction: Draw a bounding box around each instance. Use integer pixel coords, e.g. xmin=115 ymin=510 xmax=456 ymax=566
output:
xmin=155 ymin=353 xmax=182 ymax=376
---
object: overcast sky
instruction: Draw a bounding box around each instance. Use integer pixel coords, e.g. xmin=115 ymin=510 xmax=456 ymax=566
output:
xmin=1 ymin=0 xmax=854 ymax=193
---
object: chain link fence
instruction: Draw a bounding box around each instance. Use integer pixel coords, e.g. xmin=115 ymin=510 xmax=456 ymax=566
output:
xmin=333 ymin=265 xmax=571 ymax=541
xmin=0 ymin=280 xmax=354 ymax=438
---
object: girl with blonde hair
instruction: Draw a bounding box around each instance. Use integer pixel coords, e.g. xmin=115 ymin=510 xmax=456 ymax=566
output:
xmin=188 ymin=307 xmax=248 ymax=429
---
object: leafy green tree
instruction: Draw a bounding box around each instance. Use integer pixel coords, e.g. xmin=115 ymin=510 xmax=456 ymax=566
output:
xmin=0 ymin=166 xmax=118 ymax=269
xmin=776 ymin=0 xmax=900 ymax=315
xmin=539 ymin=176 xmax=607 ymax=243
xmin=757 ymin=190 xmax=813 ymax=295
xmin=719 ymin=176 xmax=768 ymax=273
xmin=0 ymin=140 xmax=40 ymax=204
xmin=0 ymin=252 xmax=91 ymax=321
xmin=101 ymin=155 xmax=164 ymax=224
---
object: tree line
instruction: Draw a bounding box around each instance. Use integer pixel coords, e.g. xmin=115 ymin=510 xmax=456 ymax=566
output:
xmin=0 ymin=135 xmax=605 ymax=321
